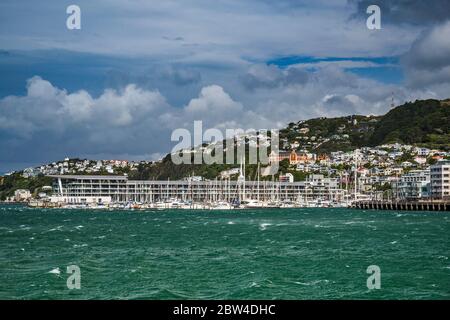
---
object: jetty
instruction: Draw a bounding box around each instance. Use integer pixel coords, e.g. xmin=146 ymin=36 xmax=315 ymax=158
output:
xmin=353 ymin=200 xmax=450 ymax=211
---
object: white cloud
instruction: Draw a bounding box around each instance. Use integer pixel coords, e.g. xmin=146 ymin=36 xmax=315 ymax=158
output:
xmin=0 ymin=77 xmax=174 ymax=166
xmin=27 ymin=76 xmax=60 ymax=98
xmin=185 ymin=85 xmax=243 ymax=119
xmin=1 ymin=76 xmax=171 ymax=133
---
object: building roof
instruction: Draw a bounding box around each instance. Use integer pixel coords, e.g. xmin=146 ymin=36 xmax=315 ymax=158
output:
xmin=47 ymin=175 xmax=128 ymax=180
xmin=431 ymin=160 xmax=450 ymax=167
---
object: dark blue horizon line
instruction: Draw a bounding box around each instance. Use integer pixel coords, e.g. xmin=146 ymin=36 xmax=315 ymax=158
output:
xmin=267 ymin=55 xmax=400 ymax=68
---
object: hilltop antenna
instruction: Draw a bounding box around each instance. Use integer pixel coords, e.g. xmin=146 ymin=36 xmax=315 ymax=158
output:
xmin=390 ymin=92 xmax=395 ymax=109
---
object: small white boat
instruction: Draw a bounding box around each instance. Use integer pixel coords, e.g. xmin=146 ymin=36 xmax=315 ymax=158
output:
xmin=242 ymin=199 xmax=281 ymax=209
xmin=210 ymin=201 xmax=233 ymax=210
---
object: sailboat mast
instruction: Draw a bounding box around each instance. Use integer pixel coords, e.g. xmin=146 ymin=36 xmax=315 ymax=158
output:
xmin=257 ymin=162 xmax=260 ymax=202
xmin=243 ymin=155 xmax=246 ymax=200
xmin=354 ymin=150 xmax=358 ymax=201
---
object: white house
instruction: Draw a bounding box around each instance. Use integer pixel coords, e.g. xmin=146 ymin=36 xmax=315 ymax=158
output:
xmin=14 ymin=189 xmax=31 ymax=202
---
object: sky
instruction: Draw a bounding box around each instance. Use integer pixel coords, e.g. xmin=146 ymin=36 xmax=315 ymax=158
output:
xmin=1 ymin=0 xmax=450 ymax=173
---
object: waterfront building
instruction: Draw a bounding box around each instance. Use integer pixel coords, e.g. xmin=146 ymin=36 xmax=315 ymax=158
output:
xmin=48 ymin=174 xmax=347 ymax=205
xmin=430 ymin=160 xmax=450 ymax=200
xmin=393 ymin=169 xmax=430 ymax=200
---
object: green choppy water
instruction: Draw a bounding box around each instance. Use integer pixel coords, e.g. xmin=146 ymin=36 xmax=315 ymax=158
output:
xmin=0 ymin=205 xmax=449 ymax=300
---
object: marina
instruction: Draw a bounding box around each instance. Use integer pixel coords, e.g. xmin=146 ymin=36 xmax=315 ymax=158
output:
xmin=28 ymin=174 xmax=356 ymax=209
xmin=23 ymin=173 xmax=450 ymax=211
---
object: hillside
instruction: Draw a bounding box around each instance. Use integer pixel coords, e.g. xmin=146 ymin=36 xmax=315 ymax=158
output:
xmin=281 ymin=98 xmax=450 ymax=153
xmin=368 ymin=99 xmax=450 ymax=149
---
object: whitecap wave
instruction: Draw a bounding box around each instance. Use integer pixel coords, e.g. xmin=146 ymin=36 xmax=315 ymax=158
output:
xmin=259 ymin=223 xmax=272 ymax=230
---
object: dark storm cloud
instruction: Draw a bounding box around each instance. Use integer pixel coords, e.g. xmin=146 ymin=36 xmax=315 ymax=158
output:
xmin=322 ymin=94 xmax=359 ymax=114
xmin=160 ymin=66 xmax=202 ymax=86
xmin=349 ymin=0 xmax=450 ymax=25
xmin=402 ymin=22 xmax=450 ymax=70
xmin=349 ymin=0 xmax=450 ymax=89
xmin=103 ymin=64 xmax=201 ymax=89
xmin=101 ymin=64 xmax=203 ymax=107
xmin=401 ymin=21 xmax=450 ymax=87
xmin=240 ymin=65 xmax=309 ymax=91
xmin=162 ymin=36 xmax=185 ymax=42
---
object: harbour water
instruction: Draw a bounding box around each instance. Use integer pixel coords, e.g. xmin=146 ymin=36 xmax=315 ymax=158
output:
xmin=0 ymin=205 xmax=449 ymax=299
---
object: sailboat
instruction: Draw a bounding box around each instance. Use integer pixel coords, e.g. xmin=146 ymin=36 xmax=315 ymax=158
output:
xmin=241 ymin=161 xmax=281 ymax=209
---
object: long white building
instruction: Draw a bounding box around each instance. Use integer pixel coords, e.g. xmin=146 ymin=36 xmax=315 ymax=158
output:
xmin=48 ymin=174 xmax=347 ymax=205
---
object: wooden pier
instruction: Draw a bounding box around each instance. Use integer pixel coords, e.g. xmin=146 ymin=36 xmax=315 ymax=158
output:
xmin=353 ymin=201 xmax=450 ymax=211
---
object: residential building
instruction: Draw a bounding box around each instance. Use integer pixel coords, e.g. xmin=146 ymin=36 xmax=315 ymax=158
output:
xmin=298 ymin=127 xmax=309 ymax=134
xmin=394 ymin=170 xmax=430 ymax=200
xmin=430 ymin=160 xmax=450 ymax=199
xmin=279 ymin=173 xmax=294 ymax=183
xmin=414 ymin=156 xmax=427 ymax=165
xmin=306 ymin=174 xmax=338 ymax=189
xmin=14 ymin=189 xmax=32 ymax=202
xmin=269 ymin=150 xmax=316 ymax=165
xmin=414 ymin=147 xmax=430 ymax=156
xmin=220 ymin=168 xmax=240 ymax=179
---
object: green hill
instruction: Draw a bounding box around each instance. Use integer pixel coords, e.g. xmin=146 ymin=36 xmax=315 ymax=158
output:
xmin=281 ymin=98 xmax=450 ymax=153
xmin=368 ymin=99 xmax=450 ymax=149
